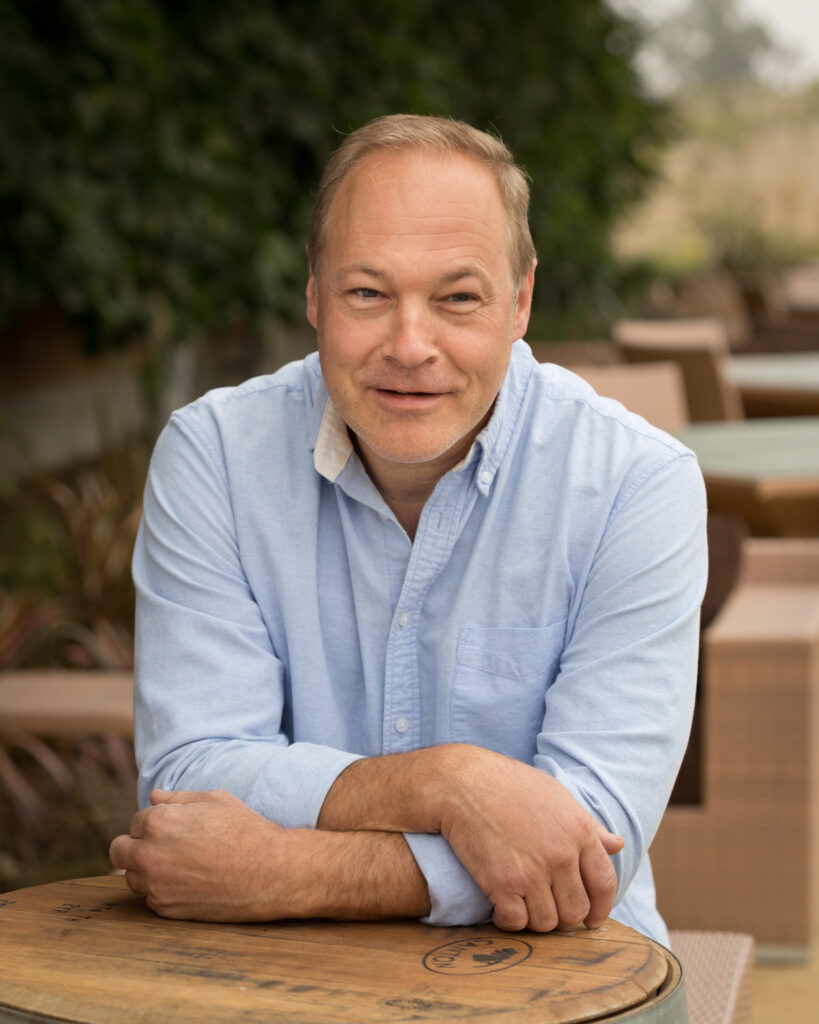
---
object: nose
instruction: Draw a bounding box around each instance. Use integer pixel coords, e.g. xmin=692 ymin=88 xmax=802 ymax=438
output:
xmin=382 ymin=300 xmax=438 ymax=367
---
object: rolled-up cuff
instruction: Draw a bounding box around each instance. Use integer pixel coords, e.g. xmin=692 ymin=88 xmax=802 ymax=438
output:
xmin=404 ymin=832 xmax=492 ymax=926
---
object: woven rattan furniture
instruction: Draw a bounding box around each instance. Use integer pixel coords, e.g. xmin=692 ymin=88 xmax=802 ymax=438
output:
xmin=566 ymin=362 xmax=690 ymax=434
xmin=670 ymin=931 xmax=754 ymax=1024
xmin=613 ymin=318 xmax=744 ymax=422
xmin=651 ymin=539 xmax=819 ymax=960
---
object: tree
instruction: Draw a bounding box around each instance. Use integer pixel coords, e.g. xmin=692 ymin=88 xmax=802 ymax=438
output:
xmin=653 ymin=0 xmax=789 ymax=91
xmin=0 ymin=0 xmax=669 ymax=354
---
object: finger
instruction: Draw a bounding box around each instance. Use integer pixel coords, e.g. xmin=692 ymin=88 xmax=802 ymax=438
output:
xmin=109 ymin=834 xmax=138 ymax=871
xmin=598 ymin=830 xmax=625 ymax=855
xmin=128 ymin=806 xmax=155 ymax=838
xmin=522 ymin=889 xmax=560 ymax=933
xmin=124 ymin=869 xmax=147 ymax=895
xmin=580 ymin=841 xmax=618 ymax=928
xmin=550 ymin=872 xmax=591 ymax=930
xmin=492 ymin=894 xmax=529 ymax=932
xmin=150 ymin=789 xmax=201 ymax=805
xmin=150 ymin=788 xmax=236 ymax=806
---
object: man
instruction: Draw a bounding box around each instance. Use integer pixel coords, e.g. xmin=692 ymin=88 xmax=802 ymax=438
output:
xmin=110 ymin=115 xmax=707 ymax=945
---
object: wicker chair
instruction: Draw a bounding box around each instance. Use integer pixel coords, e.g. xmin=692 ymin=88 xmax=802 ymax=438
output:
xmin=670 ymin=930 xmax=754 ymax=1024
xmin=566 ymin=361 xmax=690 ymax=434
xmin=652 ymin=538 xmax=819 ymax=961
xmin=613 ymin=318 xmax=744 ymax=422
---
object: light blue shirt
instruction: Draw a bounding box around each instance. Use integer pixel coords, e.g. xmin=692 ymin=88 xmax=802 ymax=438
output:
xmin=133 ymin=340 xmax=707 ymax=945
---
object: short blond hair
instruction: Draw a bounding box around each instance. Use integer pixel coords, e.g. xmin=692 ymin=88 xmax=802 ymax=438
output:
xmin=307 ymin=114 xmax=536 ymax=286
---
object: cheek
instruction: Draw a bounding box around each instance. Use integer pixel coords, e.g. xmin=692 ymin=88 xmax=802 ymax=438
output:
xmin=460 ymin=341 xmax=511 ymax=387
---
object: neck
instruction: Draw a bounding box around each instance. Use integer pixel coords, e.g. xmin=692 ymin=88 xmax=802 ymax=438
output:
xmin=352 ymin=439 xmax=459 ymax=541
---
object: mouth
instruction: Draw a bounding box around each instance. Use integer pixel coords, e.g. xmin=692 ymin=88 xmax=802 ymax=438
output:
xmin=371 ymin=387 xmax=449 ymax=409
xmin=372 ymin=382 xmax=450 ymax=395
xmin=378 ymin=388 xmax=443 ymax=396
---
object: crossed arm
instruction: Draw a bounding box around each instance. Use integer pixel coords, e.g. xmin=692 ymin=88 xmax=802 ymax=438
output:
xmin=117 ymin=416 xmax=705 ymax=932
xmin=109 ymin=743 xmax=623 ymax=931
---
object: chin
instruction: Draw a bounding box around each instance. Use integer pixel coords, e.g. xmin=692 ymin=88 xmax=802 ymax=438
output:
xmin=361 ymin=431 xmax=471 ymax=467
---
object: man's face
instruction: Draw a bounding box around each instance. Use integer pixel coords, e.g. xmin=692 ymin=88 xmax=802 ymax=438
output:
xmin=306 ymin=149 xmax=535 ymax=481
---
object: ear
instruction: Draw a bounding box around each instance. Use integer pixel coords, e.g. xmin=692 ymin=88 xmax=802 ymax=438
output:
xmin=512 ymin=260 xmax=536 ymax=340
xmin=306 ymin=273 xmax=319 ymax=329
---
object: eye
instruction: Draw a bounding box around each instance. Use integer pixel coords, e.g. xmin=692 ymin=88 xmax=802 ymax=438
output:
xmin=442 ymin=292 xmax=480 ymax=310
xmin=352 ymin=287 xmax=381 ymax=299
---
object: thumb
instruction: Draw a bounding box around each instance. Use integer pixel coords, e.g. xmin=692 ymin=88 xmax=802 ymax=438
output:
xmin=149 ymin=788 xmax=205 ymax=805
xmin=150 ymin=787 xmax=238 ymax=807
xmin=600 ymin=830 xmax=625 ymax=856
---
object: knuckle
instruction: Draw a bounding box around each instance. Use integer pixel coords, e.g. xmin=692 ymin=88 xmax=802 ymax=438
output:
xmin=496 ymin=866 xmax=528 ymax=896
xmin=528 ymin=905 xmax=559 ymax=933
xmin=145 ymin=893 xmax=172 ymax=918
xmin=558 ymin=895 xmax=590 ymax=929
xmin=549 ymin=845 xmax=576 ymax=872
xmin=493 ymin=904 xmax=528 ymax=932
xmin=142 ymin=807 xmax=165 ymax=836
xmin=208 ymin=788 xmax=232 ymax=802
xmin=132 ymin=844 xmax=159 ymax=877
xmin=589 ymin=860 xmax=618 ymax=897
xmin=530 ymin=917 xmax=558 ymax=934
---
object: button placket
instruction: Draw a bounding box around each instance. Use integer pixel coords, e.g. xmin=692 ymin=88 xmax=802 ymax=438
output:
xmin=382 ymin=480 xmax=467 ymax=754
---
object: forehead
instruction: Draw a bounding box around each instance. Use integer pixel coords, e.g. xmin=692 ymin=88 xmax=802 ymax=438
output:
xmin=323 ymin=149 xmax=513 ymax=280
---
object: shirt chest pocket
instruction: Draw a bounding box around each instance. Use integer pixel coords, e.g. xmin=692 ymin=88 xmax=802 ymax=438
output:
xmin=451 ymin=622 xmax=567 ymax=764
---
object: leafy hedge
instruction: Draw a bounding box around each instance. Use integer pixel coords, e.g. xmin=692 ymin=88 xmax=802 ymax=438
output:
xmin=0 ymin=0 xmax=669 ymax=345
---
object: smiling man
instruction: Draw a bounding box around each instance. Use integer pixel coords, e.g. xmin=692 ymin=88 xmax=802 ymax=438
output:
xmin=306 ymin=146 xmax=530 ymax=534
xmin=111 ymin=115 xmax=707 ymax=946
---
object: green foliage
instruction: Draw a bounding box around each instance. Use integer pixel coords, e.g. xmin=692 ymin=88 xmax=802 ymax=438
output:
xmin=0 ymin=0 xmax=669 ymax=344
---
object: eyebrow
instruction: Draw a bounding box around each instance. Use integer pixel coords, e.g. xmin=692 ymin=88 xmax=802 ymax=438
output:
xmin=337 ymin=264 xmax=386 ymax=280
xmin=337 ymin=263 xmax=493 ymax=289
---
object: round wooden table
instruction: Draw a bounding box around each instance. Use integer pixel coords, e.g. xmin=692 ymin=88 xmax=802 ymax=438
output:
xmin=0 ymin=877 xmax=687 ymax=1023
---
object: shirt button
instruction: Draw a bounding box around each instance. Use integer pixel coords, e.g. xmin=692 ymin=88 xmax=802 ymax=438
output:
xmin=398 ymin=613 xmax=411 ymax=627
xmin=480 ymin=471 xmax=492 ymax=485
xmin=395 ymin=717 xmax=410 ymax=734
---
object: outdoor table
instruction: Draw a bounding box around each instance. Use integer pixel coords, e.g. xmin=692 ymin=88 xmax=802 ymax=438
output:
xmin=727 ymin=352 xmax=819 ymax=417
xmin=677 ymin=416 xmax=819 ymax=536
xmin=0 ymin=875 xmax=687 ymax=1023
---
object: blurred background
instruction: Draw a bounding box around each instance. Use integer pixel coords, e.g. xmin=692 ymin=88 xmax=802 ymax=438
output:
xmin=1 ymin=2 xmax=818 ymax=1018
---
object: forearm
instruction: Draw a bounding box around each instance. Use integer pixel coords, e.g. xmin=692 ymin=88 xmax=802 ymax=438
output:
xmin=318 ymin=744 xmax=623 ymax=933
xmin=317 ymin=744 xmax=462 ymax=834
xmin=111 ymin=789 xmax=430 ymax=922
xmin=284 ymin=829 xmax=431 ymax=921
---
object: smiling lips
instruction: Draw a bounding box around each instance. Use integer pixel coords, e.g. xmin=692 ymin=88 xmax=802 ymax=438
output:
xmin=367 ymin=379 xmax=452 ymax=395
xmin=371 ymin=386 xmax=450 ymax=409
xmin=378 ymin=387 xmax=445 ymax=395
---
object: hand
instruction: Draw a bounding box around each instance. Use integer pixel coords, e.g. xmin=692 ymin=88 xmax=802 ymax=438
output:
xmin=438 ymin=747 xmax=623 ymax=933
xmin=110 ymin=788 xmax=431 ymax=923
xmin=109 ymin=789 xmax=301 ymax=921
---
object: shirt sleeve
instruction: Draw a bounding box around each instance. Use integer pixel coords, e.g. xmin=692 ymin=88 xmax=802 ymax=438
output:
xmin=132 ymin=412 xmax=363 ymax=820
xmin=533 ymin=451 xmax=708 ymax=907
xmin=404 ymin=833 xmax=492 ymax=926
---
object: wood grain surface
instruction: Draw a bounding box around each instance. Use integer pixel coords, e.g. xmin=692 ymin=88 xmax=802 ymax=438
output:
xmin=0 ymin=876 xmax=683 ymax=1024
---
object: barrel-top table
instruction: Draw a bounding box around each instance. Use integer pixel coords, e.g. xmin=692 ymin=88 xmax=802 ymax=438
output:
xmin=0 ymin=876 xmax=687 ymax=1023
